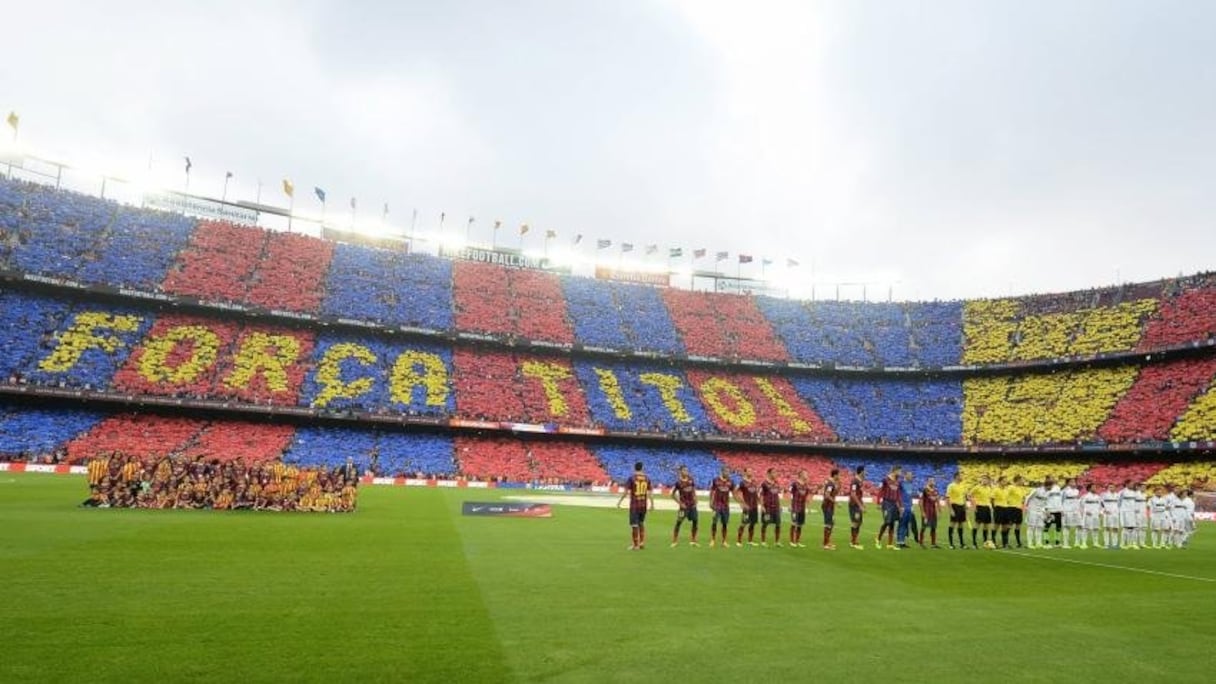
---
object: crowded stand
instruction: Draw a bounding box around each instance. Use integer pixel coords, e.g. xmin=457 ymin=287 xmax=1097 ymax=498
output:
xmin=321 ymin=244 xmax=453 ymax=330
xmin=661 ymin=289 xmax=789 ymax=362
xmin=790 ymin=376 xmax=961 ymax=444
xmin=3 ymin=284 xmax=1216 ymax=446
xmin=714 ymin=450 xmax=836 ymax=488
xmin=594 ymin=444 xmax=724 ymax=487
xmin=757 ymin=298 xmax=963 ymax=369
xmin=962 ymin=367 xmax=1140 ymax=445
xmin=562 ymin=278 xmax=685 ymax=355
xmin=0 ymin=179 xmax=195 ymax=291
xmin=3 ymin=176 xmax=1216 ymax=499
xmin=452 ymin=261 xmax=574 ymax=344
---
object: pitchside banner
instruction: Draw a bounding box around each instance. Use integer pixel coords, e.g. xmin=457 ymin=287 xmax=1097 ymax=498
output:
xmin=461 ymin=501 xmax=553 ymax=518
xmin=439 ymin=245 xmax=571 ymax=274
xmin=143 ymin=191 xmax=260 ymax=225
xmin=594 ymin=266 xmax=671 ymax=287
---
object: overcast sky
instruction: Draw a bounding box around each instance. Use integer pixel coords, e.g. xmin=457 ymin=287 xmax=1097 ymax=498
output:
xmin=3 ymin=0 xmax=1214 ymax=301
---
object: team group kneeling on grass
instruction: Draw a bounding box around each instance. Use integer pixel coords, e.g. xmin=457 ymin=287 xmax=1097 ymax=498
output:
xmin=618 ymin=462 xmax=1200 ymax=551
xmin=82 ymin=453 xmax=360 ymax=512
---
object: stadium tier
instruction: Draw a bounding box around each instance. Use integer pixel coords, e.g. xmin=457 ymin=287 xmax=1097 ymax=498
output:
xmin=3 ymin=176 xmax=1216 ymax=484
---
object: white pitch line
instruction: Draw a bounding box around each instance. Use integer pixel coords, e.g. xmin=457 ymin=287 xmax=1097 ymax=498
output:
xmin=1006 ymin=550 xmax=1216 ymax=584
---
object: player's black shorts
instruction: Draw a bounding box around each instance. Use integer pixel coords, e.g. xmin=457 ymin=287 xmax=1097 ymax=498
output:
xmin=1011 ymin=508 xmax=1023 ymax=525
xmin=712 ymin=508 xmax=729 ymax=526
xmin=975 ymin=506 xmax=992 ymax=525
xmin=950 ymin=504 xmax=967 ymax=523
xmin=791 ymin=510 xmax=806 ymax=526
xmin=848 ymin=504 xmax=862 ymax=525
xmin=677 ymin=506 xmax=699 ymax=523
xmin=1045 ymin=511 xmax=1062 ymax=531
xmin=822 ymin=505 xmax=835 ymax=527
xmin=882 ymin=502 xmax=899 ymax=525
xmin=992 ymin=506 xmax=1007 ymax=526
xmin=761 ymin=509 xmax=781 ymax=526
xmin=629 ymin=508 xmax=647 ymax=526
xmin=741 ymin=508 xmax=758 ymax=526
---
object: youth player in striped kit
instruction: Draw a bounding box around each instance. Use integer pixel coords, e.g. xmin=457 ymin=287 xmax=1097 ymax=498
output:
xmin=670 ymin=466 xmax=699 ymax=547
xmin=1080 ymin=484 xmax=1102 ymax=549
xmin=708 ymin=467 xmax=734 ymax=548
xmin=789 ymin=469 xmax=811 ymax=548
xmin=1100 ymin=483 xmax=1121 ymax=548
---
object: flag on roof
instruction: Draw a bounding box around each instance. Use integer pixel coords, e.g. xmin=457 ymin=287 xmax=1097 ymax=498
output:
xmin=597 ymin=239 xmax=611 ymax=249
xmin=621 ymin=243 xmax=634 ymax=253
xmin=314 ymin=186 xmax=326 ymax=203
xmin=669 ymin=247 xmax=683 ymax=258
xmin=282 ymin=179 xmax=294 ymax=198
xmin=6 ymin=111 xmax=18 ymax=131
xmin=715 ymin=251 xmax=729 ymax=262
xmin=787 ymin=258 xmax=800 ymax=267
xmin=519 ymin=223 xmax=530 ymax=235
xmin=545 ymin=229 xmax=557 ymax=239
xmin=693 ymin=248 xmax=706 ymax=259
xmin=738 ymin=254 xmax=753 ymax=264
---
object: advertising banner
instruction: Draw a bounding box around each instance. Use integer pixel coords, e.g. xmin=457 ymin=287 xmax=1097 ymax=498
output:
xmin=461 ymin=501 xmax=553 ymax=518
xmin=594 ymin=266 xmax=670 ymax=287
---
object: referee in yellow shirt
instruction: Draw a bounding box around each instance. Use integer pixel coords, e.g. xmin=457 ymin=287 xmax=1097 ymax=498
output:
xmin=946 ymin=472 xmax=969 ymax=549
xmin=970 ymin=476 xmax=995 ymax=548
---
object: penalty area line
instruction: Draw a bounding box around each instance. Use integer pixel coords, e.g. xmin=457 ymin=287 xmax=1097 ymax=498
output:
xmin=1006 ymin=550 xmax=1216 ymax=584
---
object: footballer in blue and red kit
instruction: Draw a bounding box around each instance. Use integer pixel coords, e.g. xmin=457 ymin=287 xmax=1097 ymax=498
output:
xmin=920 ymin=477 xmax=940 ymax=547
xmin=616 ymin=461 xmax=654 ymax=550
xmin=760 ymin=468 xmax=783 ymax=546
xmin=875 ymin=468 xmax=902 ymax=549
xmin=789 ymin=470 xmax=811 ymax=547
xmin=848 ymin=465 xmax=866 ymax=549
xmin=822 ymin=468 xmax=840 ymax=549
xmin=670 ymin=466 xmax=699 ymax=547
xmin=709 ymin=468 xmax=734 ymax=548
xmin=735 ymin=469 xmax=760 ymax=546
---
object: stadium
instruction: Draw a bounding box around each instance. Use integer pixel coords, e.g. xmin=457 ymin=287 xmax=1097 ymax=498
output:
xmin=4 ymin=3 xmax=1216 ymax=682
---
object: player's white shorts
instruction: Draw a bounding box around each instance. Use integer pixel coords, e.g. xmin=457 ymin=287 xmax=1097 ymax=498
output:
xmin=1103 ymin=512 xmax=1120 ymax=528
xmin=1027 ymin=510 xmax=1045 ymax=528
xmin=1151 ymin=515 xmax=1170 ymax=531
xmin=1120 ymin=511 xmax=1138 ymax=528
xmin=1136 ymin=514 xmax=1148 ymax=529
xmin=1063 ymin=511 xmax=1082 ymax=527
xmin=1083 ymin=513 xmax=1101 ymax=531
xmin=1170 ymin=514 xmax=1186 ymax=532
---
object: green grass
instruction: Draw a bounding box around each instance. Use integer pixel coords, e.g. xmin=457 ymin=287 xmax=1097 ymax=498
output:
xmin=2 ymin=474 xmax=1214 ymax=683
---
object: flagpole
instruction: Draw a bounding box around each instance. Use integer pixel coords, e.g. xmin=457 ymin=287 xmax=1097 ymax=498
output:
xmin=222 ymin=172 xmax=232 ymax=202
xmin=287 ymin=196 xmax=294 ymax=233
xmin=466 ymin=217 xmax=474 ymax=242
xmin=410 ymin=208 xmax=417 ymax=243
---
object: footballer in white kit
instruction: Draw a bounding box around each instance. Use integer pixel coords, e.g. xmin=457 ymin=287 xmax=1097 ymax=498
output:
xmin=1025 ymin=483 xmax=1048 ymax=549
xmin=1061 ymin=478 xmax=1082 ymax=548
xmin=1080 ymin=484 xmax=1102 ymax=549
xmin=1148 ymin=487 xmax=1170 ymax=549
xmin=1100 ymin=484 xmax=1121 ymax=548
xmin=1118 ymin=482 xmax=1139 ymax=549
xmin=1133 ymin=484 xmax=1149 ymax=547
xmin=1044 ymin=477 xmax=1064 ymax=548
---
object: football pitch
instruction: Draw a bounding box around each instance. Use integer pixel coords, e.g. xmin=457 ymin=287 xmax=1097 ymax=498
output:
xmin=2 ymin=474 xmax=1213 ymax=683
